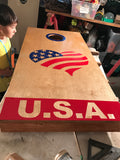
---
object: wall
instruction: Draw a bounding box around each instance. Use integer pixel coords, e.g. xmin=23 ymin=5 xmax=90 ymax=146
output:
xmin=8 ymin=0 xmax=40 ymax=53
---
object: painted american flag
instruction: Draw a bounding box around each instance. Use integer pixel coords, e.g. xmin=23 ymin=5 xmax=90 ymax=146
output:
xmin=29 ymin=50 xmax=89 ymax=76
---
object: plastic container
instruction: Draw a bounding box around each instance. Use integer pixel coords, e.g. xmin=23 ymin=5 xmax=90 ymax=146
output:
xmin=71 ymin=0 xmax=100 ymax=19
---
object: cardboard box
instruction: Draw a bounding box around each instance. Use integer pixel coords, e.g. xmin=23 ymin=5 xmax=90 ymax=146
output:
xmin=115 ymin=15 xmax=120 ymax=24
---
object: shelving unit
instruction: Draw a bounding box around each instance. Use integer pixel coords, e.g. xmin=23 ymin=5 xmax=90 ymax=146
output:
xmin=46 ymin=9 xmax=120 ymax=28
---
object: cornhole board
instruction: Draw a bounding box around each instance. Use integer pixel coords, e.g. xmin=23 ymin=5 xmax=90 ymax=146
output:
xmin=0 ymin=27 xmax=120 ymax=132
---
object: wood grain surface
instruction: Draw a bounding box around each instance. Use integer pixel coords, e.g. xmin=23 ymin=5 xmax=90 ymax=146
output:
xmin=0 ymin=27 xmax=119 ymax=132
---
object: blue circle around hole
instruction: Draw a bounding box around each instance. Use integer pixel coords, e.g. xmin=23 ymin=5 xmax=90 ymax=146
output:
xmin=46 ymin=33 xmax=66 ymax=41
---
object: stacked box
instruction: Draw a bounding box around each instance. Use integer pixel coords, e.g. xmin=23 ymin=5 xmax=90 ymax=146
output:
xmin=71 ymin=0 xmax=100 ymax=19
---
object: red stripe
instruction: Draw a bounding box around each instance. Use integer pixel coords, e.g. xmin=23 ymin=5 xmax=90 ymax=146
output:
xmin=63 ymin=53 xmax=82 ymax=56
xmin=65 ymin=67 xmax=81 ymax=76
xmin=61 ymin=51 xmax=75 ymax=54
xmin=41 ymin=56 xmax=88 ymax=67
xmin=54 ymin=61 xmax=89 ymax=69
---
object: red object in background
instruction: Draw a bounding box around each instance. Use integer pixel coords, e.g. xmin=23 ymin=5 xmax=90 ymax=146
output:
xmin=44 ymin=13 xmax=58 ymax=30
xmin=107 ymin=59 xmax=120 ymax=77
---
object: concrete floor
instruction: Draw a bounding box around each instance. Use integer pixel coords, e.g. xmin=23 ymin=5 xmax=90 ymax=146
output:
xmin=1 ymin=132 xmax=80 ymax=160
xmin=1 ymin=131 xmax=120 ymax=160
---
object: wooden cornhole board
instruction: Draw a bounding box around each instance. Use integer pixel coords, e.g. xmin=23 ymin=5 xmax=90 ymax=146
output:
xmin=0 ymin=27 xmax=120 ymax=132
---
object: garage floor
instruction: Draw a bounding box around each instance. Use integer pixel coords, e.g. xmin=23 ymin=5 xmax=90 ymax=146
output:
xmin=0 ymin=72 xmax=120 ymax=160
xmin=1 ymin=131 xmax=120 ymax=160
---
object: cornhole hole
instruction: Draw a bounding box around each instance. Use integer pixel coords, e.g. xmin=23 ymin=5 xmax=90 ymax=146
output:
xmin=0 ymin=27 xmax=119 ymax=132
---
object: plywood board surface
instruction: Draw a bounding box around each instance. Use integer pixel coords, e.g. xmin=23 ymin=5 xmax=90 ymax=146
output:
xmin=4 ymin=27 xmax=117 ymax=100
xmin=0 ymin=27 xmax=119 ymax=132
